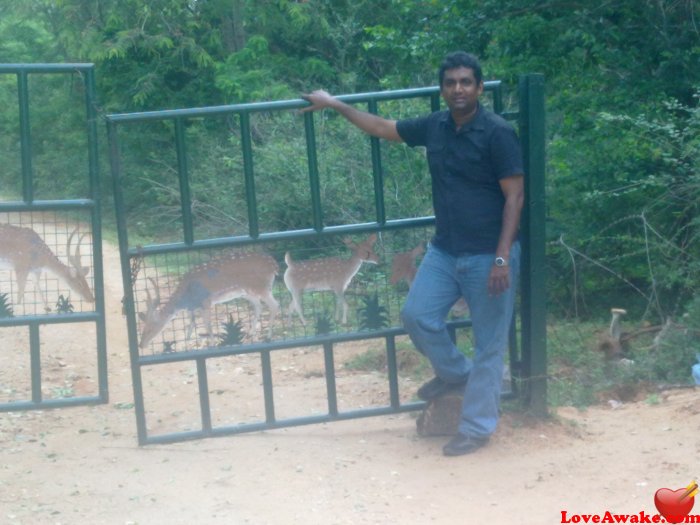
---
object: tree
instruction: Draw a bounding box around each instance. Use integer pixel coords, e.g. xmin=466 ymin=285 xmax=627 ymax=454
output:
xmin=0 ymin=0 xmax=698 ymax=321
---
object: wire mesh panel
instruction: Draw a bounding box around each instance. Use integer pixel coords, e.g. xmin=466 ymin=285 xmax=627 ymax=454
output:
xmin=0 ymin=64 xmax=107 ymax=411
xmin=0 ymin=212 xmax=95 ymax=316
xmin=128 ymin=227 xmax=471 ymax=351
xmin=108 ymin=79 xmax=545 ymax=445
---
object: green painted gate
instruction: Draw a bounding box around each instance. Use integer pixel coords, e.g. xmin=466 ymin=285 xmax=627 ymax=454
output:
xmin=0 ymin=64 xmax=108 ymax=411
xmin=108 ymin=75 xmax=545 ymax=445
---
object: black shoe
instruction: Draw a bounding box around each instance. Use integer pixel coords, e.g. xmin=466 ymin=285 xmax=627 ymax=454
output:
xmin=442 ymin=433 xmax=489 ymax=456
xmin=416 ymin=375 xmax=467 ymax=401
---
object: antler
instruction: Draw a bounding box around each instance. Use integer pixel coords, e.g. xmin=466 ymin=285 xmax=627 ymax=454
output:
xmin=142 ymin=277 xmax=161 ymax=322
xmin=67 ymin=228 xmax=90 ymax=277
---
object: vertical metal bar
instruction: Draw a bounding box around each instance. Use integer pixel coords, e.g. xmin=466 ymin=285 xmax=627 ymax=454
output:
xmin=84 ymin=67 xmax=109 ymax=403
xmin=367 ymin=100 xmax=386 ymax=225
xmin=174 ymin=117 xmax=194 ymax=245
xmin=492 ymin=81 xmax=504 ymax=115
xmin=197 ymin=358 xmax=212 ymax=433
xmin=107 ymin=118 xmax=148 ymax=444
xmin=518 ymin=73 xmax=547 ymax=416
xmin=84 ymin=68 xmax=100 ymax=202
xmin=323 ymin=342 xmax=338 ymax=416
xmin=303 ymin=112 xmax=324 ymax=232
xmin=261 ymin=350 xmax=275 ymax=423
xmin=386 ymin=335 xmax=400 ymax=408
xmin=131 ymin=365 xmax=149 ymax=445
xmin=430 ymin=92 xmax=441 ymax=112
xmin=239 ymin=112 xmax=260 ymax=237
xmin=447 ymin=324 xmax=457 ymax=344
xmin=29 ymin=324 xmax=42 ymax=403
xmin=504 ymin=317 xmax=518 ymax=396
xmin=17 ymin=71 xmax=33 ymax=202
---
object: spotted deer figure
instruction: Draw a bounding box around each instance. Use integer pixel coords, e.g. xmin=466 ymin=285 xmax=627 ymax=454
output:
xmin=138 ymin=252 xmax=280 ymax=349
xmin=389 ymin=241 xmax=469 ymax=317
xmin=0 ymin=224 xmax=94 ymax=308
xmin=283 ymin=234 xmax=379 ymax=325
xmin=389 ymin=242 xmax=425 ymax=287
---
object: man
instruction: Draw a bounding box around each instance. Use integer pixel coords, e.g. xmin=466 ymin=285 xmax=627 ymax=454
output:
xmin=301 ymin=51 xmax=524 ymax=456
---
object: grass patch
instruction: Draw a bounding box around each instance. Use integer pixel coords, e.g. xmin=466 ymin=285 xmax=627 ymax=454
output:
xmin=346 ymin=306 xmax=700 ymax=411
xmin=344 ymin=341 xmax=432 ymax=380
xmin=547 ymin=315 xmax=699 ymax=408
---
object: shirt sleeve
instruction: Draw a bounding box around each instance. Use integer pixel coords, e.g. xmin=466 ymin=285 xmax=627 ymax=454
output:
xmin=490 ymin=124 xmax=524 ymax=180
xmin=396 ymin=115 xmax=431 ymax=147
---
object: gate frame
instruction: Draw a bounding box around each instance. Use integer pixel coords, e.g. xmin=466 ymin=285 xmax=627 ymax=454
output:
xmin=0 ymin=63 xmax=109 ymax=411
xmin=108 ymin=74 xmax=546 ymax=445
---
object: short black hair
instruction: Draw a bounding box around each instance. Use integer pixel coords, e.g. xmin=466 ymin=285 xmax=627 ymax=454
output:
xmin=438 ymin=51 xmax=483 ymax=87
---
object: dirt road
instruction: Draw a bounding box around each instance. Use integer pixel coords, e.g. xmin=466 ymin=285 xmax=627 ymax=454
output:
xmin=1 ymin=240 xmax=698 ymax=525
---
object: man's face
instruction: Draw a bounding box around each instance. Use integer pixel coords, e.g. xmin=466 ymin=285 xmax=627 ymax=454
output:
xmin=440 ymin=66 xmax=484 ymax=115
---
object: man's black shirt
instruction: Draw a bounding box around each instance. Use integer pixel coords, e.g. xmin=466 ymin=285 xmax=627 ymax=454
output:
xmin=396 ymin=104 xmax=523 ymax=256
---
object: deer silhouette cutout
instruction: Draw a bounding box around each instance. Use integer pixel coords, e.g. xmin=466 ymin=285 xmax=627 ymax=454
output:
xmin=284 ymin=234 xmax=379 ymax=325
xmin=389 ymin=242 xmax=425 ymax=287
xmin=138 ymin=252 xmax=280 ymax=349
xmin=389 ymin=241 xmax=469 ymax=317
xmin=0 ymin=224 xmax=94 ymax=309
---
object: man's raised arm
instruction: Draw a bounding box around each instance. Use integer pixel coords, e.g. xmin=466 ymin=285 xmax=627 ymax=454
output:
xmin=300 ymin=89 xmax=403 ymax=143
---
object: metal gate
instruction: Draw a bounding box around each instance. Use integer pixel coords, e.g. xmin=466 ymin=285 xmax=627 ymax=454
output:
xmin=108 ymin=75 xmax=545 ymax=445
xmin=0 ymin=64 xmax=108 ymax=411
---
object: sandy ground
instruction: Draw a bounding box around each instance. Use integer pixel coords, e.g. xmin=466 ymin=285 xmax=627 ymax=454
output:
xmin=1 ymin=239 xmax=699 ymax=525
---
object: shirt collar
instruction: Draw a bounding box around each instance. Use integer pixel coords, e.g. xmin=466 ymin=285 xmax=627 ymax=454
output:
xmin=442 ymin=103 xmax=486 ymax=132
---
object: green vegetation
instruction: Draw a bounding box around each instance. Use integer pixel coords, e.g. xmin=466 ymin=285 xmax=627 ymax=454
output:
xmin=344 ymin=340 xmax=432 ymax=381
xmin=0 ymin=292 xmax=14 ymax=318
xmin=217 ymin=315 xmax=246 ymax=346
xmin=547 ymin=310 xmax=700 ymax=408
xmin=314 ymin=312 xmax=334 ymax=336
xmin=344 ymin=315 xmax=700 ymax=409
xmin=1 ymin=0 xmax=698 ymax=406
xmin=357 ymin=293 xmax=390 ymax=331
xmin=55 ymin=295 xmax=75 ymax=314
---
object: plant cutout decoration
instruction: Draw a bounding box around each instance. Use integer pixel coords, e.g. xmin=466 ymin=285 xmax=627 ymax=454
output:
xmin=218 ymin=315 xmax=246 ymax=347
xmin=55 ymin=294 xmax=74 ymax=314
xmin=315 ymin=312 xmax=334 ymax=335
xmin=0 ymin=292 xmax=14 ymax=318
xmin=357 ymin=293 xmax=389 ymax=331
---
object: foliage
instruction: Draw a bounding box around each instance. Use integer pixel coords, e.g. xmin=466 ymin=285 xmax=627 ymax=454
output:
xmin=549 ymin=89 xmax=700 ymax=320
xmin=214 ymin=35 xmax=296 ymax=103
xmin=314 ymin=312 xmax=334 ymax=336
xmin=0 ymin=292 xmax=14 ymax=318
xmin=24 ymin=0 xmax=223 ymax=112
xmin=357 ymin=293 xmax=390 ymax=331
xmin=0 ymin=0 xmax=698 ymax=334
xmin=50 ymin=384 xmax=75 ymax=399
xmin=548 ymin=312 xmax=700 ymax=408
xmin=343 ymin=340 xmax=431 ymax=380
xmin=218 ymin=315 xmax=246 ymax=346
xmin=641 ymin=295 xmax=700 ymax=383
xmin=362 ymin=0 xmax=700 ymax=322
xmin=55 ymin=294 xmax=74 ymax=314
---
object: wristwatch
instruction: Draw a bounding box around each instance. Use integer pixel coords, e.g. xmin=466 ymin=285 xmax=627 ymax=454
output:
xmin=494 ymin=256 xmax=508 ymax=267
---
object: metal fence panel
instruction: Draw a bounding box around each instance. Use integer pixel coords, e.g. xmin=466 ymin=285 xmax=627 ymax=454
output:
xmin=108 ymin=79 xmax=545 ymax=445
xmin=0 ymin=64 xmax=108 ymax=411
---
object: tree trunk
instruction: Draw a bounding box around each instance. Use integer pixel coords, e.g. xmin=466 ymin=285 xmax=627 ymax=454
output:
xmin=222 ymin=0 xmax=246 ymax=53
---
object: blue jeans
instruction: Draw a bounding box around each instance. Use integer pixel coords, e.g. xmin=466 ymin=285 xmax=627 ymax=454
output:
xmin=401 ymin=242 xmax=520 ymax=439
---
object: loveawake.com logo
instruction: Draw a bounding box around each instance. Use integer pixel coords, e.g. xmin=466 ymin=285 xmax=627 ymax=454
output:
xmin=560 ymin=481 xmax=699 ymax=524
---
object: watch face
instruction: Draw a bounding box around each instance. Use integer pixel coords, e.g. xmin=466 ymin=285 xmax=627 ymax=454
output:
xmin=495 ymin=257 xmax=506 ymax=267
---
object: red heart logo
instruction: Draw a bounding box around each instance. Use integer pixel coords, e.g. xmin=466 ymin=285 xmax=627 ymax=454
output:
xmin=654 ymin=487 xmax=695 ymax=523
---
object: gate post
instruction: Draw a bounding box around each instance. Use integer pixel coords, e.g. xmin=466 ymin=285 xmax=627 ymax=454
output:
xmin=518 ymin=73 xmax=547 ymax=415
